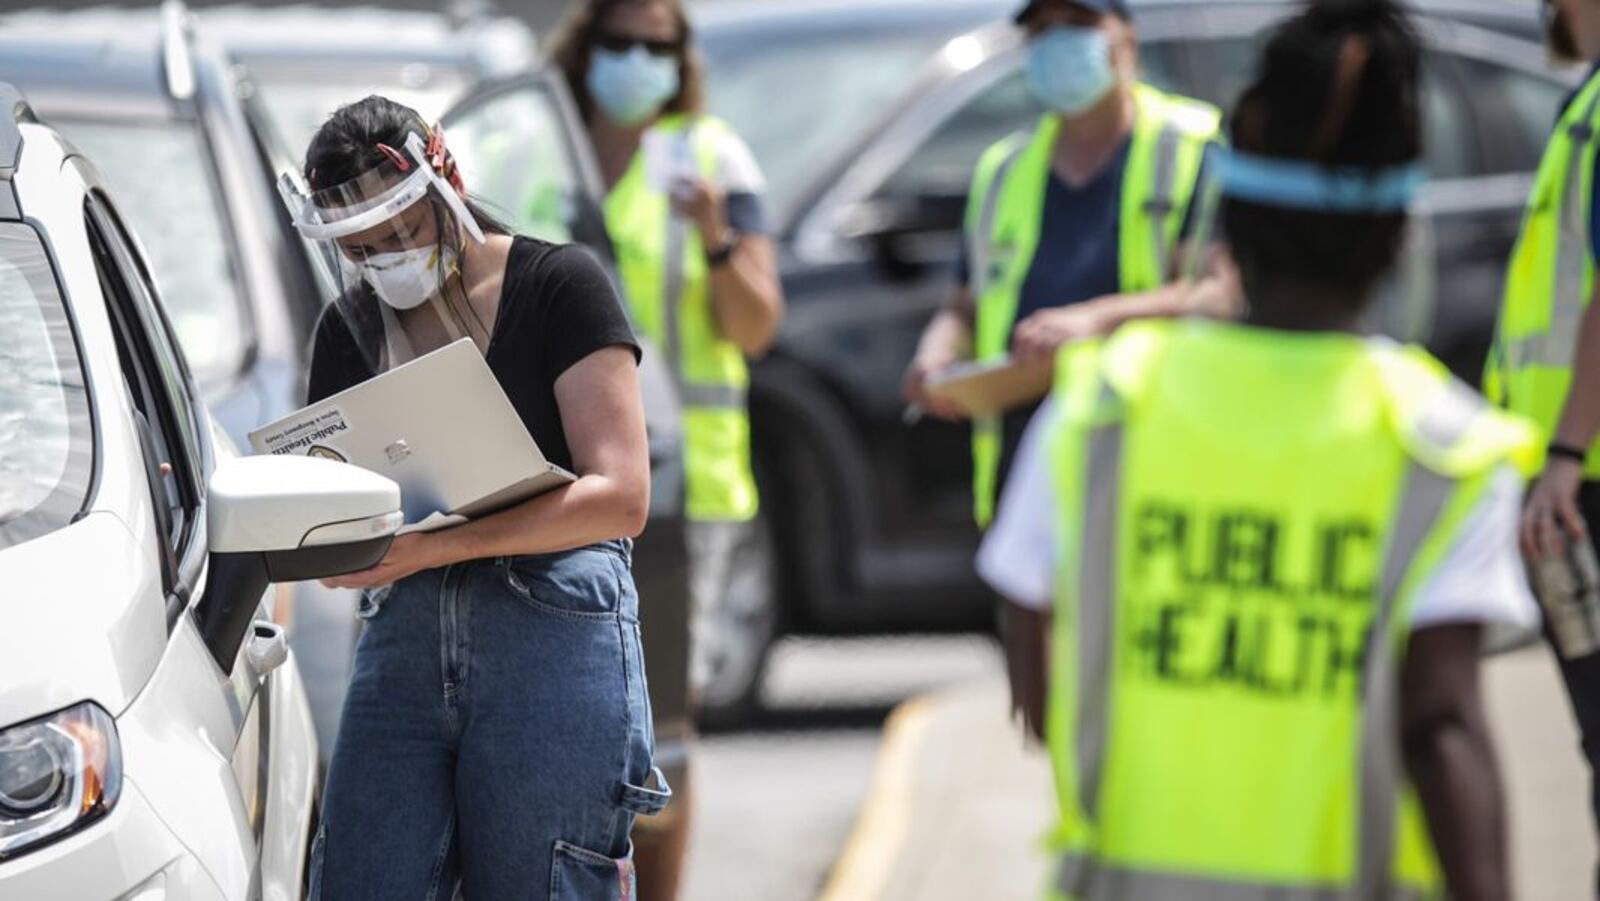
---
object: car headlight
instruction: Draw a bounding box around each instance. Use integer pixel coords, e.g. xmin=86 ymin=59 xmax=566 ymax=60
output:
xmin=0 ymin=702 xmax=121 ymax=861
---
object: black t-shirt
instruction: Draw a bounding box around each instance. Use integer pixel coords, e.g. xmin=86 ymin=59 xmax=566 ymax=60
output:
xmin=306 ymin=237 xmax=641 ymax=472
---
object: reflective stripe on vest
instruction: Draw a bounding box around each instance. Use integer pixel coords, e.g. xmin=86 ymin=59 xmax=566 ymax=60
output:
xmin=1487 ymin=70 xmax=1600 ymax=474
xmin=1039 ymin=323 xmax=1538 ymax=901
xmin=607 ymin=114 xmax=758 ymax=522
xmin=970 ymin=85 xmax=1220 ymax=527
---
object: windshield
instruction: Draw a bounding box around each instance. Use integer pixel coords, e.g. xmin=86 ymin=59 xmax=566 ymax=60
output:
xmin=59 ymin=119 xmax=251 ymax=385
xmin=699 ymin=20 xmax=983 ymax=218
xmin=246 ymin=66 xmax=474 ymax=163
xmin=0 ymin=223 xmax=93 ymax=550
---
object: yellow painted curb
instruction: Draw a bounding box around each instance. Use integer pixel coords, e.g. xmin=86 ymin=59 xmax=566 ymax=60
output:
xmin=816 ymin=696 xmax=938 ymax=901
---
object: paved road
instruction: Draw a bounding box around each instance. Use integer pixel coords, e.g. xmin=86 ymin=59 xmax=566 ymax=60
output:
xmin=684 ymin=637 xmax=1599 ymax=901
xmin=683 ymin=635 xmax=1003 ymax=901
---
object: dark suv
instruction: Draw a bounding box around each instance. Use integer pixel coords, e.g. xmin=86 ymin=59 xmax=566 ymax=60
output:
xmin=696 ymin=0 xmax=1577 ymax=698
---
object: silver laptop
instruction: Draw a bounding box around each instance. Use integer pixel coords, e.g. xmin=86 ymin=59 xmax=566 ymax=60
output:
xmin=248 ymin=338 xmax=575 ymax=525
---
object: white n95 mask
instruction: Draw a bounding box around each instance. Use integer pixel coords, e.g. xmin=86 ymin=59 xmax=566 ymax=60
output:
xmin=359 ymin=243 xmax=456 ymax=311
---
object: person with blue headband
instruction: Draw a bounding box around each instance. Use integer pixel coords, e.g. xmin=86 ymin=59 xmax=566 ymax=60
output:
xmin=1489 ymin=0 xmax=1600 ymax=880
xmin=979 ymin=1 xmax=1540 ymax=897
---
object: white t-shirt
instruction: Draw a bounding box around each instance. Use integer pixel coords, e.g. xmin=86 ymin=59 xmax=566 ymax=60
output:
xmin=978 ymin=400 xmax=1540 ymax=630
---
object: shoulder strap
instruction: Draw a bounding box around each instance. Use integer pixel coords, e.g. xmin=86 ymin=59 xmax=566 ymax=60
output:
xmin=1133 ymin=86 xmax=1222 ymax=281
xmin=966 ymin=126 xmax=1037 ymax=298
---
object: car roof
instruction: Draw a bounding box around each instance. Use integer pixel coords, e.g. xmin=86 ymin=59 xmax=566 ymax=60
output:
xmin=199 ymin=3 xmax=538 ymax=80
xmin=694 ymin=0 xmax=1537 ymax=32
xmin=0 ymin=6 xmax=217 ymax=122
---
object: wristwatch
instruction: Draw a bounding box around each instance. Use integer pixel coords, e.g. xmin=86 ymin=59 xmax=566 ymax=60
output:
xmin=706 ymin=231 xmax=741 ymax=268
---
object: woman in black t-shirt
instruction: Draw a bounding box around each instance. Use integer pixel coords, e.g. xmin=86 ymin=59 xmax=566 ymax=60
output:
xmin=287 ymin=96 xmax=666 ymax=900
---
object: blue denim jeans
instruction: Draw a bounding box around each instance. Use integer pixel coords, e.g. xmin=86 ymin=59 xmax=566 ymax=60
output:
xmin=309 ymin=540 xmax=670 ymax=901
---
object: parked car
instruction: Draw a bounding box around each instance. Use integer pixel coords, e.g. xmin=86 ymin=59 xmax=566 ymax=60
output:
xmin=0 ymin=82 xmax=402 ymax=900
xmin=0 ymin=3 xmax=324 ymax=444
xmin=200 ymin=2 xmax=537 ymax=158
xmin=0 ymin=2 xmax=385 ymax=768
xmin=693 ymin=0 xmax=1578 ymax=700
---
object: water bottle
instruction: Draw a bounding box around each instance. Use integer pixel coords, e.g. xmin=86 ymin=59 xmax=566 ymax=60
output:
xmin=1534 ymin=530 xmax=1600 ymax=660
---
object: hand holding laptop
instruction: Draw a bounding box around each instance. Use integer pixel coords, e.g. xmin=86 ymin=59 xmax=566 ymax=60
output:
xmin=248 ymin=340 xmax=576 ymax=531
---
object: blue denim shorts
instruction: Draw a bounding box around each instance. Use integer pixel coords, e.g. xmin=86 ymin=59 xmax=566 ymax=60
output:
xmin=310 ymin=540 xmax=670 ymax=900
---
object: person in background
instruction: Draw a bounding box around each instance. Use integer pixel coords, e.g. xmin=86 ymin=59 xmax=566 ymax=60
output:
xmin=1488 ymin=0 xmax=1600 ymax=881
xmin=286 ymin=97 xmax=665 ymax=899
xmin=900 ymin=0 xmax=1234 ymax=737
xmin=550 ymin=1 xmax=785 ymax=895
xmin=552 ymin=0 xmax=785 ymax=714
xmin=902 ymin=0 xmax=1230 ymax=532
xmin=981 ymin=1 xmax=1538 ymax=898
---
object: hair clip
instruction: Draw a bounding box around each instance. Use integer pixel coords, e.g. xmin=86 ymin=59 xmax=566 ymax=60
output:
xmin=374 ymin=143 xmax=411 ymax=172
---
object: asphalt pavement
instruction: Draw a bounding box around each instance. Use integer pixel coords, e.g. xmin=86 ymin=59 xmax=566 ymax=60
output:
xmin=686 ymin=637 xmax=1598 ymax=901
xmin=683 ymin=635 xmax=1002 ymax=901
xmin=286 ymin=601 xmax=1597 ymax=900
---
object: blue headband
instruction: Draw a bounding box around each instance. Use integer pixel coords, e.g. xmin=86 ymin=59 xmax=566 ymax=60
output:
xmin=1217 ymin=149 xmax=1425 ymax=212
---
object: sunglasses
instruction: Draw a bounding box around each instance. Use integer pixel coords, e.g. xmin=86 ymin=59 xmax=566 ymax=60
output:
xmin=593 ymin=31 xmax=683 ymax=57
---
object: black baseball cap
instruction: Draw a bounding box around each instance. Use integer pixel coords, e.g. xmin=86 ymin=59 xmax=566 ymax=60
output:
xmin=1014 ymin=0 xmax=1134 ymax=23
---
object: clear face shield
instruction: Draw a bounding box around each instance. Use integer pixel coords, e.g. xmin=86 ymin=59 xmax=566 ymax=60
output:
xmin=280 ymin=131 xmax=490 ymax=375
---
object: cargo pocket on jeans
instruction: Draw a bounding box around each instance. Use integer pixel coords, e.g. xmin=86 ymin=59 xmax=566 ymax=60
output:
xmin=549 ymin=840 xmax=636 ymax=901
xmin=619 ymin=766 xmax=672 ymax=817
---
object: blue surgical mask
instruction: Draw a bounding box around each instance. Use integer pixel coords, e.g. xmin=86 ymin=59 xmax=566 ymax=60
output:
xmin=587 ymin=46 xmax=681 ymax=126
xmin=1025 ymin=26 xmax=1116 ymax=116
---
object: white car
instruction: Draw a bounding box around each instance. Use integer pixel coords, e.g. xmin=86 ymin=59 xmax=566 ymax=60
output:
xmin=0 ymin=84 xmax=401 ymax=900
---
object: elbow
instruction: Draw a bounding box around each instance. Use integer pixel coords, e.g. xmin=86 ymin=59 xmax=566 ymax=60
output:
xmin=739 ymin=329 xmax=778 ymax=360
xmin=617 ymin=483 xmax=651 ymax=539
xmin=738 ymin=297 xmax=785 ymax=359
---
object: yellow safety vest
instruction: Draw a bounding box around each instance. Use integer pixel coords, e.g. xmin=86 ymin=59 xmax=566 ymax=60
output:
xmin=968 ymin=83 xmax=1221 ymax=527
xmin=1486 ymin=66 xmax=1600 ymax=475
xmin=605 ymin=113 xmax=758 ymax=522
xmin=1043 ymin=319 xmax=1537 ymax=900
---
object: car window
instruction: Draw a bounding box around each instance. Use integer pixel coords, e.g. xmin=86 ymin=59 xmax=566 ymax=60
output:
xmin=86 ymin=194 xmax=203 ymax=574
xmin=1453 ymin=55 xmax=1570 ymax=172
xmin=0 ymin=223 xmax=93 ymax=551
xmin=445 ymin=83 xmax=585 ymax=244
xmin=876 ymin=44 xmax=1187 ymax=200
xmin=245 ymin=66 xmax=475 ymax=160
xmin=57 ymin=119 xmax=252 ymax=385
xmin=702 ymin=22 xmax=983 ymax=216
xmin=1184 ymin=35 xmax=1479 ymax=180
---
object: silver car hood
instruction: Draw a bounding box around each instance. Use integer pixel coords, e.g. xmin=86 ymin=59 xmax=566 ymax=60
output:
xmin=0 ymin=512 xmax=168 ymax=730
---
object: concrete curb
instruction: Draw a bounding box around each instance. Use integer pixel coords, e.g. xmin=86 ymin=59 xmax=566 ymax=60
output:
xmin=815 ymin=696 xmax=937 ymax=901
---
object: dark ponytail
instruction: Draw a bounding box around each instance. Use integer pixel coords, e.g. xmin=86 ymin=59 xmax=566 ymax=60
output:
xmin=304 ymin=94 xmax=511 ymax=237
xmin=1222 ymin=0 xmax=1422 ymax=300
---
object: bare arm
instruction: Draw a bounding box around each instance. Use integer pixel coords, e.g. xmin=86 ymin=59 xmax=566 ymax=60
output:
xmin=708 ymin=234 xmax=786 ymax=357
xmin=1522 ymin=285 xmax=1600 ymax=559
xmin=325 ymin=346 xmax=650 ymax=588
xmin=1013 ymin=247 xmax=1242 ymax=361
xmin=1400 ymin=623 xmax=1509 ymax=901
xmin=674 ymin=177 xmax=786 ymax=357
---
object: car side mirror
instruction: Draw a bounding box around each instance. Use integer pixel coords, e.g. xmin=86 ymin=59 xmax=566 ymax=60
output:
xmin=836 ymin=192 xmax=966 ymax=280
xmin=198 ymin=455 xmax=402 ymax=671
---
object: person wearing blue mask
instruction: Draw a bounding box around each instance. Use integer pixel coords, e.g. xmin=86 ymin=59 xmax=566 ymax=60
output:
xmin=903 ymin=0 xmax=1236 ymax=726
xmin=905 ymin=0 xmax=1236 ymax=530
xmin=551 ymin=2 xmax=785 ymax=897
